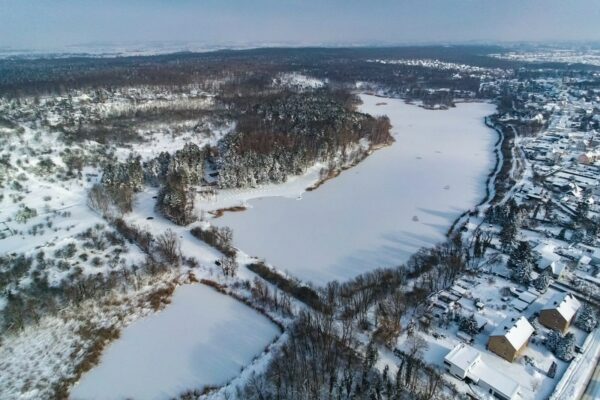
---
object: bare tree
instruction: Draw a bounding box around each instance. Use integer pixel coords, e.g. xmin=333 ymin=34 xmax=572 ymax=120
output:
xmin=87 ymin=183 xmax=110 ymax=216
xmin=219 ymin=255 xmax=238 ymax=277
xmin=155 ymin=229 xmax=181 ymax=265
xmin=406 ymin=334 xmax=429 ymax=359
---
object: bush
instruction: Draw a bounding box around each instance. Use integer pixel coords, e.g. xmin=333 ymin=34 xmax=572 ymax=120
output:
xmin=247 ymin=261 xmax=323 ymax=311
xmin=155 ymin=229 xmax=181 ymax=265
xmin=458 ymin=314 xmax=479 ymax=335
xmin=15 ymin=206 xmax=37 ymax=223
xmin=113 ymin=218 xmax=153 ymax=254
xmin=546 ymin=330 xmax=576 ymax=361
xmin=575 ymin=303 xmax=598 ymax=332
xmin=190 ymin=226 xmax=236 ymax=258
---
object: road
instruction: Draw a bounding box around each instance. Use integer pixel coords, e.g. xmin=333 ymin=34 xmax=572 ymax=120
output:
xmin=581 ymin=359 xmax=600 ymax=400
xmin=549 ymin=328 xmax=600 ymax=400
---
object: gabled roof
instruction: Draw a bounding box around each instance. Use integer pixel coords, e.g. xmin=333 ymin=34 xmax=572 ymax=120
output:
xmin=542 ymin=292 xmax=581 ymax=322
xmin=548 ymin=261 xmax=566 ymax=276
xmin=491 ymin=316 xmax=535 ymax=350
xmin=534 ymin=242 xmax=557 ymax=256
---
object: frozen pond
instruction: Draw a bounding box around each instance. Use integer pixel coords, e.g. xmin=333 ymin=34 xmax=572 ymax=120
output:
xmin=70 ymin=284 xmax=280 ymax=400
xmin=214 ymin=95 xmax=497 ymax=285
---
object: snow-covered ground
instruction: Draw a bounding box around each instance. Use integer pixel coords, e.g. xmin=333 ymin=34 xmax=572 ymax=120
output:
xmin=272 ymin=72 xmax=327 ymax=90
xmin=212 ymin=95 xmax=497 ymax=285
xmin=70 ymin=284 xmax=280 ymax=400
xmin=491 ymin=49 xmax=600 ymax=67
xmin=391 ymin=274 xmax=582 ymax=400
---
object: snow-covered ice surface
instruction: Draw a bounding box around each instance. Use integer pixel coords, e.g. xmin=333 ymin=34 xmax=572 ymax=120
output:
xmin=70 ymin=284 xmax=280 ymax=400
xmin=213 ymin=95 xmax=497 ymax=285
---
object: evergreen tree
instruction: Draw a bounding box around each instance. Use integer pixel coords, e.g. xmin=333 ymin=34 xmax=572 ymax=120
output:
xmin=571 ymin=229 xmax=585 ymax=244
xmin=499 ymin=221 xmax=518 ymax=251
xmin=364 ymin=340 xmax=379 ymax=372
xmin=459 ymin=314 xmax=479 ymax=335
xmin=511 ymin=261 xmax=532 ymax=284
xmin=101 ymin=154 xmax=144 ymax=191
xmin=473 ymin=233 xmax=483 ymax=259
xmin=573 ymin=194 xmax=590 ymax=227
xmin=555 ymin=332 xmax=576 ymax=361
xmin=545 ymin=330 xmax=561 ymax=352
xmin=156 ymin=168 xmax=197 ymax=225
xmin=587 ymin=216 xmax=600 ymax=238
xmin=575 ymin=303 xmax=598 ymax=332
xmin=509 ymin=241 xmax=535 ymax=284
xmin=512 ymin=241 xmax=536 ymax=268
xmin=533 ymin=269 xmax=551 ymax=292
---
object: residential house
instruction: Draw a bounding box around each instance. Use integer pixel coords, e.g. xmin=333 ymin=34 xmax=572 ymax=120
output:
xmin=488 ymin=316 xmax=535 ymax=362
xmin=444 ymin=344 xmax=521 ymax=400
xmin=539 ymin=292 xmax=581 ymax=333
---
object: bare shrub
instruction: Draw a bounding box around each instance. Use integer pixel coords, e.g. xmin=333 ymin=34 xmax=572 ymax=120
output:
xmin=155 ymin=229 xmax=181 ymax=265
xmin=87 ymin=183 xmax=110 ymax=215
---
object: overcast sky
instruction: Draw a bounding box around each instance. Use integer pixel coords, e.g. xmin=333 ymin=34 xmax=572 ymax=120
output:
xmin=1 ymin=0 xmax=599 ymax=51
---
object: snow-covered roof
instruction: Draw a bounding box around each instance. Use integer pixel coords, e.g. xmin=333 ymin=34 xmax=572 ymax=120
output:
xmin=534 ymin=242 xmax=558 ymax=256
xmin=470 ymin=361 xmax=520 ymax=399
xmin=473 ymin=314 xmax=487 ymax=329
xmin=542 ymin=292 xmax=581 ymax=322
xmin=510 ymin=298 xmax=530 ymax=312
xmin=537 ymin=248 xmax=561 ymax=269
xmin=548 ymin=261 xmax=567 ymax=276
xmin=518 ymin=291 xmax=538 ymax=304
xmin=444 ymin=343 xmax=481 ymax=372
xmin=450 ymin=284 xmax=467 ymax=295
xmin=491 ymin=316 xmax=535 ymax=350
xmin=579 ymin=255 xmax=592 ymax=265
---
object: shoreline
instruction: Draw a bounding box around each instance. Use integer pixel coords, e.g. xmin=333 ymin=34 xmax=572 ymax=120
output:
xmin=446 ymin=112 xmax=504 ymax=237
xmin=212 ymin=95 xmax=497 ymax=285
xmin=306 ymin=141 xmax=394 ymax=192
xmin=209 ymin=206 xmax=247 ymax=219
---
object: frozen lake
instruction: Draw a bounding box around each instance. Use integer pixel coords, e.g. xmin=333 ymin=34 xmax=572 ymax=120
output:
xmin=214 ymin=95 xmax=497 ymax=285
xmin=70 ymin=284 xmax=280 ymax=400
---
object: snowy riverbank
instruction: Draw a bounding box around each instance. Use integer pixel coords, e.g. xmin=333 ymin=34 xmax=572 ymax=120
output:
xmin=212 ymin=94 xmax=497 ymax=285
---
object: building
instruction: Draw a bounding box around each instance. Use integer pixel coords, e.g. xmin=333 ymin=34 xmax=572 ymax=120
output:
xmin=578 ymin=255 xmax=592 ymax=271
xmin=534 ymin=243 xmax=561 ymax=271
xmin=444 ymin=344 xmax=521 ymax=400
xmin=444 ymin=343 xmax=481 ymax=379
xmin=539 ymin=292 xmax=581 ymax=333
xmin=488 ymin=316 xmax=535 ymax=362
xmin=592 ymin=248 xmax=600 ymax=267
xmin=545 ymin=260 xmax=567 ymax=279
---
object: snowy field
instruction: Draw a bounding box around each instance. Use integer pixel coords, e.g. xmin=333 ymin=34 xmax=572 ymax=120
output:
xmin=213 ymin=95 xmax=497 ymax=285
xmin=70 ymin=284 xmax=280 ymax=400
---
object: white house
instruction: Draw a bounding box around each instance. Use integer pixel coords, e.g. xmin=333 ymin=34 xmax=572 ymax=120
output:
xmin=444 ymin=343 xmax=480 ymax=379
xmin=546 ymin=260 xmax=567 ymax=279
xmin=470 ymin=361 xmax=521 ymax=400
xmin=578 ymin=255 xmax=592 ymax=271
xmin=534 ymin=243 xmax=561 ymax=271
xmin=443 ymin=344 xmax=521 ymax=400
